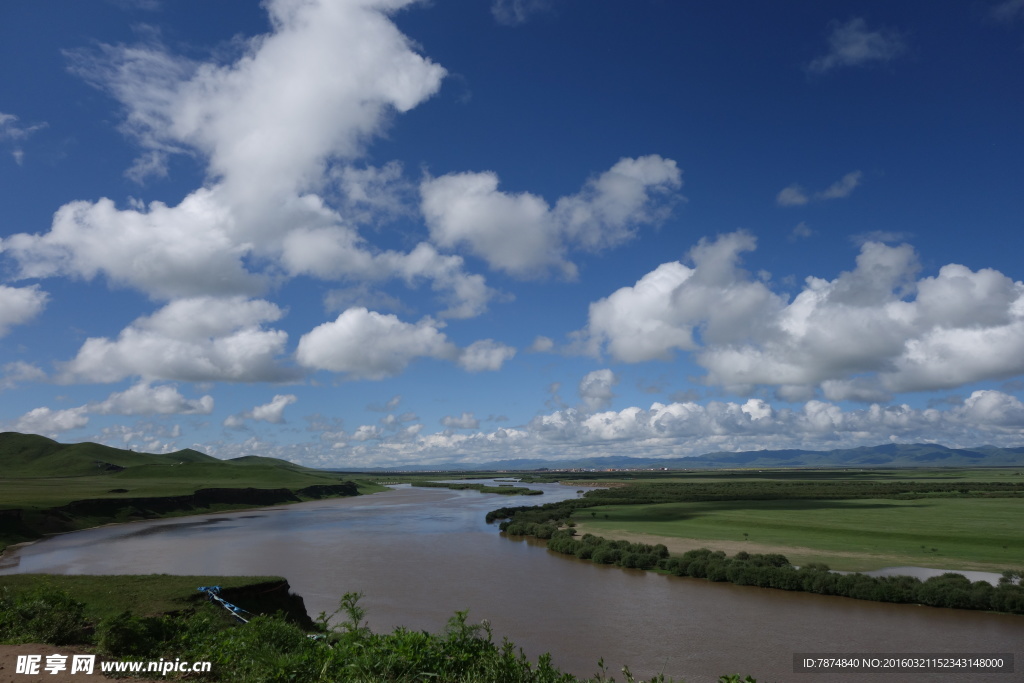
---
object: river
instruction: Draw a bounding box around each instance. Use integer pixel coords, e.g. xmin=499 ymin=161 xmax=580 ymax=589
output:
xmin=1 ymin=483 xmax=1020 ymax=683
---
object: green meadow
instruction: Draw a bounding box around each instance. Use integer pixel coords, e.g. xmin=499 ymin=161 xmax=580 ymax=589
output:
xmin=0 ymin=574 xmax=293 ymax=622
xmin=0 ymin=459 xmax=384 ymax=508
xmin=575 ymin=496 xmax=1024 ymax=572
xmin=0 ymin=432 xmax=386 ymax=552
xmin=549 ymin=466 xmax=1024 ymax=485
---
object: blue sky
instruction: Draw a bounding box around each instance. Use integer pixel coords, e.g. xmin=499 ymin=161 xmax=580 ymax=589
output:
xmin=2 ymin=0 xmax=1023 ymax=467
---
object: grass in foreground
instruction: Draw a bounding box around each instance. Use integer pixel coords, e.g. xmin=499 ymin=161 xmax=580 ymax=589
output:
xmin=0 ymin=575 xmax=289 ymax=622
xmin=574 ymin=497 xmax=1024 ymax=572
xmin=0 ymin=578 xmax=758 ymax=682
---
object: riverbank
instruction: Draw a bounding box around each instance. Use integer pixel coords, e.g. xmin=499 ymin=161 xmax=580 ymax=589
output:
xmin=574 ymin=524 xmax=1010 ymax=577
xmin=0 ymin=574 xmax=705 ymax=682
xmin=574 ymin=525 xmax=1005 ymax=585
xmin=0 ymin=575 xmax=314 ymax=681
xmin=0 ymin=433 xmax=387 ymax=555
xmin=573 ymin=495 xmax=1024 ymax=573
xmin=5 ymin=481 xmax=1021 ymax=683
xmin=0 ymin=484 xmax=377 ymax=557
xmin=411 ymin=481 xmax=544 ymax=495
xmin=488 ymin=476 xmax=1024 ymax=615
xmin=0 ymin=574 xmax=314 ymax=626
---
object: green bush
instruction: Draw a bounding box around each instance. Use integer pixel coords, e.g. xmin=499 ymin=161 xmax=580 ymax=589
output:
xmin=0 ymin=583 xmax=88 ymax=645
xmin=2 ymin=581 xmax=762 ymax=682
xmin=96 ymin=610 xmax=153 ymax=655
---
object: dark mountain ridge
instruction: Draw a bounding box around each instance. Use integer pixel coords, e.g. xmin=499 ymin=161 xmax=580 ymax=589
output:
xmin=336 ymin=442 xmax=1024 ymax=471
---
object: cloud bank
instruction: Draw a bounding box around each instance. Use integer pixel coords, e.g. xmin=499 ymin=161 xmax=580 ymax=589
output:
xmin=579 ymin=233 xmax=1024 ymax=402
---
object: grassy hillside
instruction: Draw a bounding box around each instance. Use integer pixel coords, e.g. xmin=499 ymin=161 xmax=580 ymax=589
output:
xmin=0 ymin=432 xmax=382 ymax=507
xmin=0 ymin=574 xmax=306 ymax=623
xmin=0 ymin=433 xmax=387 ymax=552
xmin=0 ymin=431 xmax=220 ymax=478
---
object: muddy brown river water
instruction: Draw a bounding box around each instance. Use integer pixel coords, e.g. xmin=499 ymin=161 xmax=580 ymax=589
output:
xmin=1 ymin=483 xmax=1020 ymax=682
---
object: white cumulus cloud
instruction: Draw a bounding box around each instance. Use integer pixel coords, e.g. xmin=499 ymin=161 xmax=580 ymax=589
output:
xmin=578 ymin=369 xmax=617 ymax=412
xmin=0 ymin=285 xmax=49 ymax=336
xmin=457 ymin=339 xmax=516 ymax=372
xmin=421 ymin=155 xmax=682 ymax=279
xmin=13 ymin=407 xmax=89 ymax=436
xmin=3 ymin=191 xmax=262 ymax=299
xmin=298 ymin=308 xmax=516 ymax=378
xmin=580 ymin=233 xmax=1024 ymax=401
xmin=1 ymin=362 xmax=46 ymax=390
xmin=296 ymin=308 xmax=458 ymax=379
xmin=59 ymin=297 xmax=293 ymax=383
xmin=528 ymin=336 xmax=554 ymax=353
xmin=352 ymin=424 xmax=383 ymax=441
xmin=1 ymin=0 xmax=493 ymax=319
xmin=73 ymin=0 xmax=446 ymax=197
xmin=580 ymin=231 xmax=781 ymax=363
xmin=441 ymin=412 xmax=480 ymax=429
xmin=225 ymin=394 xmax=297 ymax=428
xmin=90 ymin=381 xmax=214 ymax=415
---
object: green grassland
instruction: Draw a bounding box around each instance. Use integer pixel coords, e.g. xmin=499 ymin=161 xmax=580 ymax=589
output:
xmin=0 ymin=432 xmax=384 ymax=507
xmin=0 ymin=431 xmax=219 ymax=478
xmin=545 ymin=466 xmax=1024 ymax=485
xmin=410 ymin=481 xmax=544 ymax=495
xmin=0 ymin=574 xmax=295 ymax=622
xmin=489 ymin=468 xmax=1024 ymax=574
xmin=0 ymin=432 xmax=387 ymax=552
xmin=0 ymin=460 xmax=384 ymax=508
xmin=574 ymin=496 xmax=1024 ymax=572
xmin=2 ymin=577 xmax=745 ymax=682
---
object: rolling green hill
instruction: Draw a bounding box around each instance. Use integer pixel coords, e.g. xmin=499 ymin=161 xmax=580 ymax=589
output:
xmin=0 ymin=433 xmax=386 ymax=552
xmin=0 ymin=431 xmax=219 ymax=478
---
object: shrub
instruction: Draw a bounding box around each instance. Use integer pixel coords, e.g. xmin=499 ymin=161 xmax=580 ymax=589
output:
xmin=0 ymin=583 xmax=88 ymax=645
xmin=96 ymin=610 xmax=160 ymax=656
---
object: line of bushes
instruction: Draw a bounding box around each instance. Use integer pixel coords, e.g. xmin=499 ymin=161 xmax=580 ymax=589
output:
xmin=413 ymin=481 xmax=544 ymax=495
xmin=572 ymin=480 xmax=1024 ymax=505
xmin=484 ymin=479 xmax=1024 ymax=528
xmin=2 ymin=581 xmax=761 ymax=682
xmin=0 ymin=483 xmax=366 ymax=553
xmin=528 ymin=528 xmax=1024 ymax=614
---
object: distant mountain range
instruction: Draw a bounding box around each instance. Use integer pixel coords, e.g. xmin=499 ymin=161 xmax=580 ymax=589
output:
xmin=339 ymin=443 xmax=1024 ymax=472
xmin=2 ymin=432 xmax=1022 ymax=474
